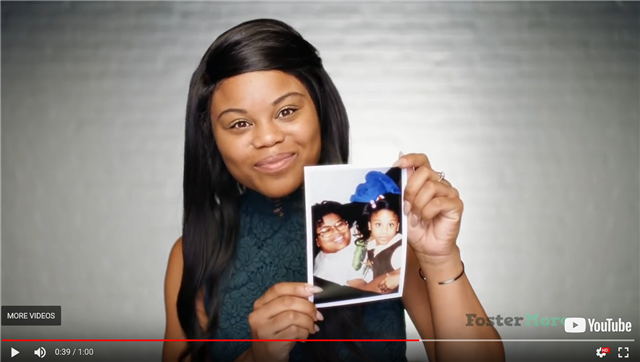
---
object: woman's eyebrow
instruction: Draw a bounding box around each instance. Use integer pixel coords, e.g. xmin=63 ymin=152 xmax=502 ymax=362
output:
xmin=216 ymin=108 xmax=247 ymax=121
xmin=215 ymin=92 xmax=304 ymax=121
xmin=271 ymin=91 xmax=304 ymax=105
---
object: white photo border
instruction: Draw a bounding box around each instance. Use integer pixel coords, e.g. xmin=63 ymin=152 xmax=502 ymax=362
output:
xmin=304 ymin=164 xmax=408 ymax=308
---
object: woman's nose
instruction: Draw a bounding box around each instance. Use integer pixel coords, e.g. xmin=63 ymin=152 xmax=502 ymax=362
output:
xmin=252 ymin=120 xmax=285 ymax=148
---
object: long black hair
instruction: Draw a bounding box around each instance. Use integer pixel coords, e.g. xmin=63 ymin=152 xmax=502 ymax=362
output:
xmin=178 ymin=19 xmax=368 ymax=361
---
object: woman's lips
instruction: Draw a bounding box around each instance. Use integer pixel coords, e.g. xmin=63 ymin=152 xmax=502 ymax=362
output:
xmin=333 ymin=236 xmax=344 ymax=244
xmin=254 ymin=153 xmax=297 ymax=173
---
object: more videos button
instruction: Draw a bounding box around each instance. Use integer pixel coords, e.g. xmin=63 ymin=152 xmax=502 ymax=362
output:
xmin=2 ymin=306 xmax=61 ymax=326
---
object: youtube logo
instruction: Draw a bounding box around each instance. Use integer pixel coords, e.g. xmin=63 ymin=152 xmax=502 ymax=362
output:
xmin=564 ymin=317 xmax=586 ymax=333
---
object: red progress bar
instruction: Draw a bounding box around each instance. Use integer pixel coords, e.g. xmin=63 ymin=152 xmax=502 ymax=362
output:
xmin=2 ymin=339 xmax=419 ymax=342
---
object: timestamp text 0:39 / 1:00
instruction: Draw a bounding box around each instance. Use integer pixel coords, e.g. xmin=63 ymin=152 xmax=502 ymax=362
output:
xmin=54 ymin=348 xmax=95 ymax=356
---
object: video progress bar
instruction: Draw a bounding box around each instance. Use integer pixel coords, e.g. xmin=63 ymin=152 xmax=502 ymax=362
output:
xmin=416 ymin=339 xmax=636 ymax=342
xmin=2 ymin=339 xmax=636 ymax=343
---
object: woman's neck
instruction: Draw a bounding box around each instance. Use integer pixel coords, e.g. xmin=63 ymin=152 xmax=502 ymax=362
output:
xmin=242 ymin=186 xmax=305 ymax=217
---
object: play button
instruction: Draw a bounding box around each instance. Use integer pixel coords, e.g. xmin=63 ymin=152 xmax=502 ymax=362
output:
xmin=564 ymin=317 xmax=586 ymax=333
xmin=11 ymin=347 xmax=20 ymax=358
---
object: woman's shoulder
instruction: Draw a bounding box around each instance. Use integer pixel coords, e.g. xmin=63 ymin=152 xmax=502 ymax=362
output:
xmin=164 ymin=238 xmax=185 ymax=314
xmin=165 ymin=237 xmax=183 ymax=284
xmin=169 ymin=236 xmax=182 ymax=255
xmin=164 ymin=237 xmax=209 ymax=330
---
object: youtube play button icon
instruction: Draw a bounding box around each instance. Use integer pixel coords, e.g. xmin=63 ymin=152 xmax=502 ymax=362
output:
xmin=564 ymin=317 xmax=587 ymax=333
xmin=11 ymin=347 xmax=20 ymax=358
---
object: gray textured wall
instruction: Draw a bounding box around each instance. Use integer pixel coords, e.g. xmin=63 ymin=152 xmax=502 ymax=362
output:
xmin=2 ymin=1 xmax=638 ymax=361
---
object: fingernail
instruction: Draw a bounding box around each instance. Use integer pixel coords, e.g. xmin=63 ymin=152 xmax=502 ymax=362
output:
xmin=403 ymin=201 xmax=411 ymax=215
xmin=316 ymin=310 xmax=324 ymax=321
xmin=305 ymin=285 xmax=323 ymax=294
xmin=398 ymin=151 xmax=404 ymax=157
xmin=392 ymin=158 xmax=403 ymax=168
xmin=410 ymin=213 xmax=420 ymax=227
xmin=315 ymin=324 xmax=320 ymax=332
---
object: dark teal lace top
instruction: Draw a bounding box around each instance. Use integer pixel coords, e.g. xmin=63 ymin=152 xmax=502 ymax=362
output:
xmin=207 ymin=187 xmax=408 ymax=362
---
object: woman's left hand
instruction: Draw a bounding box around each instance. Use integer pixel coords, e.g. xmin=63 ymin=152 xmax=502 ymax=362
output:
xmin=393 ymin=153 xmax=463 ymax=262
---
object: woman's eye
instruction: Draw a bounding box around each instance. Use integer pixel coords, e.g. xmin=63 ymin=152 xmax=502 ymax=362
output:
xmin=277 ymin=107 xmax=297 ymax=118
xmin=230 ymin=120 xmax=251 ymax=129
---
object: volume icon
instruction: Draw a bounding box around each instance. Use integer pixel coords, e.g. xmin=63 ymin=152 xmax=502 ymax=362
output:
xmin=34 ymin=346 xmax=46 ymax=358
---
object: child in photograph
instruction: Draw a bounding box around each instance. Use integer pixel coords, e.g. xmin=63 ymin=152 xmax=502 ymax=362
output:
xmin=350 ymin=171 xmax=404 ymax=294
xmin=362 ymin=194 xmax=403 ymax=293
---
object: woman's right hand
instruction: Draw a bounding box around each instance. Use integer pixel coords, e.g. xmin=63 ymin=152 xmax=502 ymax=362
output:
xmin=247 ymin=283 xmax=324 ymax=362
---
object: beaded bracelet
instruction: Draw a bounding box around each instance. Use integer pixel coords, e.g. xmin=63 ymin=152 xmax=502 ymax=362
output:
xmin=419 ymin=261 xmax=465 ymax=285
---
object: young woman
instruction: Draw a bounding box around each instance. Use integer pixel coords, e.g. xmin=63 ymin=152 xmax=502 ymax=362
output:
xmin=163 ymin=18 xmax=505 ymax=362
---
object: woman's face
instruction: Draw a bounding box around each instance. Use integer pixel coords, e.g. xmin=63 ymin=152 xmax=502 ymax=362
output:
xmin=316 ymin=213 xmax=351 ymax=253
xmin=211 ymin=70 xmax=322 ymax=199
xmin=368 ymin=209 xmax=399 ymax=245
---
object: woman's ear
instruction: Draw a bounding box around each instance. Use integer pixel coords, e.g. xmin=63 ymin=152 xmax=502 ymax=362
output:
xmin=368 ymin=221 xmax=371 ymax=231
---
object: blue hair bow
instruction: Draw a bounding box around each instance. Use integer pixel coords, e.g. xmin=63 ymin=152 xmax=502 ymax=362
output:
xmin=349 ymin=171 xmax=400 ymax=206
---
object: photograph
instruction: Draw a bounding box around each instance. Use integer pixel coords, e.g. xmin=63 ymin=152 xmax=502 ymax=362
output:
xmin=304 ymin=165 xmax=408 ymax=308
